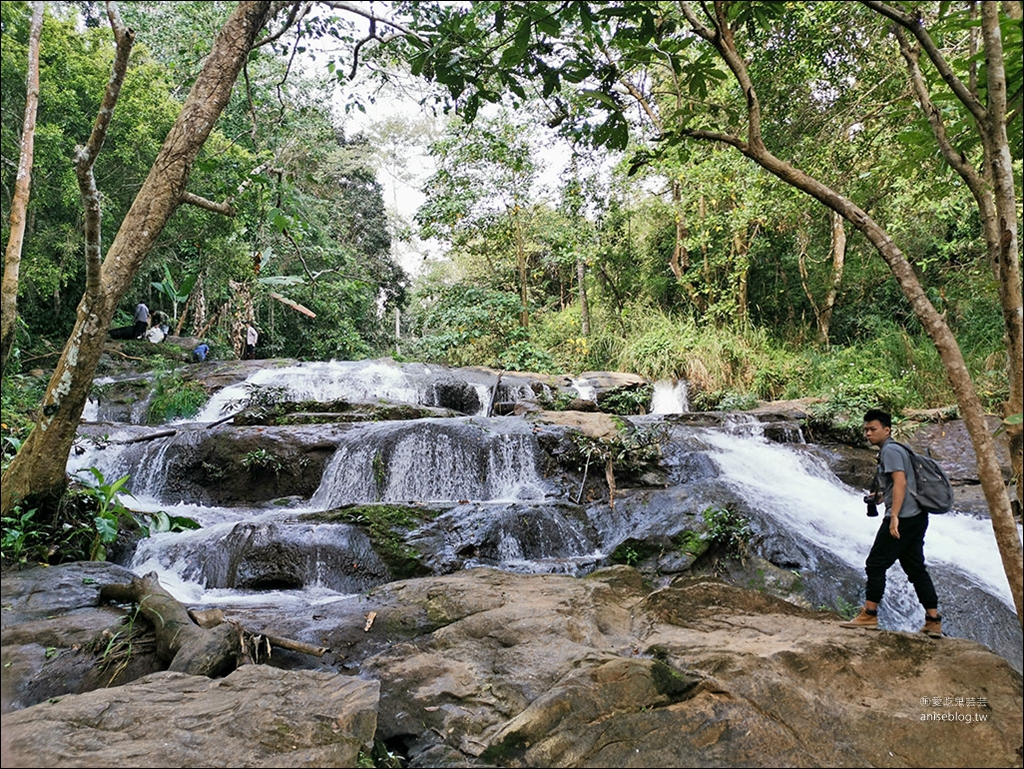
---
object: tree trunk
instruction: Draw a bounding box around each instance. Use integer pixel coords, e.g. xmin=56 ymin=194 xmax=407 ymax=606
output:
xmin=822 ymin=210 xmax=846 ymax=344
xmin=0 ymin=1 xmax=44 ymax=378
xmin=669 ymin=179 xmax=687 ymax=281
xmin=514 ymin=207 xmax=529 ymax=328
xmin=0 ymin=1 xmax=276 ymax=517
xmin=100 ymin=572 xmax=326 ymax=675
xmin=732 ymin=227 xmax=752 ymax=325
xmin=577 ymin=256 xmax=590 ymax=337
xmin=763 ymin=153 xmax=1023 ymax=627
xmin=976 ymin=2 xmax=1023 ymax=517
xmin=873 ymin=0 xmax=1024 ymax=520
xmin=100 ymin=572 xmax=241 ymax=676
xmin=797 ymin=210 xmax=846 ymax=345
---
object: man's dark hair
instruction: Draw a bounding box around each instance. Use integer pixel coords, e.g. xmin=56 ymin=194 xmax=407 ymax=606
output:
xmin=863 ymin=409 xmax=891 ymax=427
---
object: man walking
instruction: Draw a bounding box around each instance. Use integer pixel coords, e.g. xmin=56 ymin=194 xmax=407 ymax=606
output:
xmin=839 ymin=409 xmax=943 ymax=637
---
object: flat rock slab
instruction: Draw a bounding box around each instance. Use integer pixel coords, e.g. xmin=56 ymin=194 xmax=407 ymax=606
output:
xmin=0 ymin=665 xmax=379 ymax=769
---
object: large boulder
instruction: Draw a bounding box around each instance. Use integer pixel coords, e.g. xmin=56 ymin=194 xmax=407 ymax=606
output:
xmin=354 ymin=567 xmax=1023 ymax=768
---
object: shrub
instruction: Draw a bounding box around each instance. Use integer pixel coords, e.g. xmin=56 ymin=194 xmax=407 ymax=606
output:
xmin=701 ymin=505 xmax=752 ymax=558
xmin=148 ymin=369 xmax=208 ymax=423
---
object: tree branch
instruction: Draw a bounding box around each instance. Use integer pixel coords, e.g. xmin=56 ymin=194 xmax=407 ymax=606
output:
xmin=180 ymin=191 xmax=236 ymax=216
xmin=678 ymin=1 xmax=765 ymax=153
xmin=320 ymin=1 xmax=426 ymax=43
xmin=255 ymin=1 xmax=313 ymax=48
xmin=860 ymin=0 xmax=988 ymax=124
xmin=893 ymin=28 xmax=986 ymax=190
xmin=75 ymin=1 xmax=134 ymax=302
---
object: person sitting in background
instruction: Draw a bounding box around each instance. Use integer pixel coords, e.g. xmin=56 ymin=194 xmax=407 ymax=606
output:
xmin=192 ymin=341 xmax=210 ymax=362
xmin=244 ymin=323 xmax=258 ymax=360
xmin=108 ymin=300 xmax=149 ymax=340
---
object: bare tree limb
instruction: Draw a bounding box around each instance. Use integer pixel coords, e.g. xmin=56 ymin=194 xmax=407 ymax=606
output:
xmin=180 ymin=191 xmax=236 ymax=216
xmin=255 ymin=0 xmax=312 ymax=48
xmin=75 ymin=2 xmax=134 ymax=303
xmin=320 ymin=1 xmax=426 ymax=42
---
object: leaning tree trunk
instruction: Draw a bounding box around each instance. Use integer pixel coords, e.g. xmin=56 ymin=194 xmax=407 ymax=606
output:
xmin=677 ymin=0 xmax=1023 ymax=625
xmin=0 ymin=1 xmax=44 ymax=378
xmin=0 ymin=1 xmax=275 ymax=517
xmin=755 ymin=149 xmax=1024 ymax=627
xmin=872 ymin=0 xmax=1024 ymax=533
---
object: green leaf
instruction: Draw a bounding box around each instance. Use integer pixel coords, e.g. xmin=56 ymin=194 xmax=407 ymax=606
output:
xmin=168 ymin=514 xmax=202 ymax=531
xmin=580 ymin=88 xmax=618 ymax=108
xmin=94 ymin=516 xmax=118 ymax=543
xmin=499 ymin=17 xmax=532 ymax=68
xmin=151 ymin=511 xmax=172 ymax=533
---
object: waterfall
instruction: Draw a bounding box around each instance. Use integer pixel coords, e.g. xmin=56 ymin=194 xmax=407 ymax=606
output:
xmin=310 ymin=418 xmax=550 ymax=507
xmin=68 ymin=427 xmax=204 ymax=500
xmin=571 ymin=377 xmax=596 ymax=402
xmin=64 ymin=360 xmax=1018 ymax=670
xmin=193 ymin=360 xmax=424 ymax=421
xmin=190 ymin=360 xmax=495 ymax=422
xmin=700 ymin=428 xmax=1017 ymax=619
xmin=650 ymin=379 xmax=689 ymax=414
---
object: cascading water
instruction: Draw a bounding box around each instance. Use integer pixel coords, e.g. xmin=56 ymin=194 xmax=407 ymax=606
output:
xmin=571 ymin=377 xmax=597 ymax=403
xmin=650 ymin=379 xmax=689 ymax=414
xmin=699 ymin=425 xmax=1017 ymax=629
xmin=67 ymin=359 xmax=1019 ymax=668
xmin=192 ymin=360 xmax=494 ymax=422
xmin=309 ymin=418 xmax=550 ymax=507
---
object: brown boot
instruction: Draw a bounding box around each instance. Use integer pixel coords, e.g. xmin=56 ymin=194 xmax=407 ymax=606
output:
xmin=839 ymin=608 xmax=879 ymax=630
xmin=920 ymin=614 xmax=943 ymax=638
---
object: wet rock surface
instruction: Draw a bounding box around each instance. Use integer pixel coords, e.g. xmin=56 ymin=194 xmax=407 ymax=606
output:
xmin=2 ymin=563 xmax=1021 ymax=768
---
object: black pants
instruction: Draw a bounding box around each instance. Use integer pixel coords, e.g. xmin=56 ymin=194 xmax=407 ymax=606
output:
xmin=865 ymin=513 xmax=938 ymax=609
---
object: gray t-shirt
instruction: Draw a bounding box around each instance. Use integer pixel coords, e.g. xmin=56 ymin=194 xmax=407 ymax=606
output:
xmin=876 ymin=438 xmax=921 ymax=518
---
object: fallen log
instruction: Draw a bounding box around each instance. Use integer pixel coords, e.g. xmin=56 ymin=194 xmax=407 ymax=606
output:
xmin=205 ymin=410 xmax=242 ymax=429
xmin=187 ymin=608 xmax=327 ymax=657
xmin=121 ymin=429 xmax=177 ymax=444
xmin=261 ymin=632 xmax=328 ymax=658
xmin=101 ymin=572 xmax=328 ymax=677
xmin=100 ymin=572 xmax=238 ymax=677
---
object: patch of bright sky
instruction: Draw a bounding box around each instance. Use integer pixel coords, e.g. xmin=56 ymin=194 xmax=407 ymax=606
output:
xmin=299 ymin=2 xmax=602 ymax=277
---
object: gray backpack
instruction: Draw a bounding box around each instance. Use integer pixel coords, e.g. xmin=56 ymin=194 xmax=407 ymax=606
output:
xmin=894 ymin=441 xmax=954 ymax=514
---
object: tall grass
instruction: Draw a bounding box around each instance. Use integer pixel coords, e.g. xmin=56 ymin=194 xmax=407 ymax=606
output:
xmin=536 ymin=303 xmax=797 ymax=399
xmin=530 ymin=301 xmax=1004 ymax=413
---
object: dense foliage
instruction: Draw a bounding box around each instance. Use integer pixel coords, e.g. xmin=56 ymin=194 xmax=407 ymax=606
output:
xmin=1 ymin=0 xmax=1018 ymax=454
xmin=1 ymin=1 xmax=405 ymax=369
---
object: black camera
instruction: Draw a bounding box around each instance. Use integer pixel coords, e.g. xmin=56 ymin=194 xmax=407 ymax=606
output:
xmin=863 ymin=494 xmax=879 ymax=517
